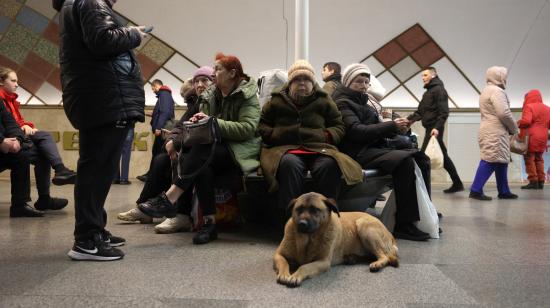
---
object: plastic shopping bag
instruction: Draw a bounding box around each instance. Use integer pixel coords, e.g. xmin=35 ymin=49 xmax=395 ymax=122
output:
xmin=413 ymin=162 xmax=440 ymax=238
xmin=425 ymin=136 xmax=444 ymax=170
xmin=190 ymin=188 xmax=240 ymax=231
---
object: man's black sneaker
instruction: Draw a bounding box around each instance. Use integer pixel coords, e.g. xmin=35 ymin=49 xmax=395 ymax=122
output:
xmin=498 ymin=192 xmax=518 ymax=199
xmin=10 ymin=204 xmax=44 ymax=217
xmin=138 ymin=192 xmax=177 ymax=218
xmin=443 ymin=183 xmax=465 ymax=193
xmin=103 ymin=230 xmax=126 ymax=247
xmin=193 ymin=222 xmax=218 ymax=245
xmin=393 ymin=223 xmax=430 ymax=241
xmin=52 ymin=168 xmax=77 ymax=186
xmin=34 ymin=196 xmax=68 ymax=211
xmin=68 ymin=234 xmax=124 ymax=261
xmin=469 ymin=191 xmax=492 ymax=201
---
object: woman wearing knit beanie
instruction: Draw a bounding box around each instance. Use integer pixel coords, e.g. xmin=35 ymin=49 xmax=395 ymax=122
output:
xmin=332 ymin=63 xmax=433 ymax=241
xmin=258 ymin=59 xmax=363 ymax=225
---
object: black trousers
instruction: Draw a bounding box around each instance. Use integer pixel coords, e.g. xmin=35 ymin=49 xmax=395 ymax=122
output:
xmin=1 ymin=152 xmax=30 ymax=206
xmin=29 ymin=131 xmax=63 ymax=168
xmin=276 ymin=154 xmax=342 ymax=211
xmin=174 ymin=143 xmax=240 ymax=216
xmin=74 ymin=125 xmax=129 ymax=241
xmin=144 ymin=135 xmax=165 ymax=175
xmin=420 ymin=127 xmax=462 ymax=184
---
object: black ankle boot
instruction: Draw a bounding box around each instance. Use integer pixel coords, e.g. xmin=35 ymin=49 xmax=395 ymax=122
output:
xmin=393 ymin=223 xmax=430 ymax=241
xmin=193 ymin=221 xmax=218 ymax=244
xmin=138 ymin=192 xmax=177 ymax=218
xmin=538 ymin=181 xmax=545 ymax=189
xmin=521 ymin=181 xmax=539 ymax=190
xmin=34 ymin=196 xmax=68 ymax=210
xmin=10 ymin=204 xmax=44 ymax=217
xmin=443 ymin=182 xmax=464 ymax=193
xmin=469 ymin=191 xmax=492 ymax=201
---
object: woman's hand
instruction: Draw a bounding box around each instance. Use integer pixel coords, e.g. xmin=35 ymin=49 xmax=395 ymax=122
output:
xmin=189 ymin=112 xmax=208 ymax=123
xmin=21 ymin=125 xmax=37 ymax=136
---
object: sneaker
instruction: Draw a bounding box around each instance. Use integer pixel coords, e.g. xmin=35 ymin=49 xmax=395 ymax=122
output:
xmin=443 ymin=182 xmax=464 ymax=193
xmin=52 ymin=167 xmax=77 ymax=186
xmin=68 ymin=233 xmax=124 ymax=261
xmin=469 ymin=191 xmax=492 ymax=201
xmin=136 ymin=174 xmax=148 ymax=182
xmin=192 ymin=222 xmax=218 ymax=244
xmin=103 ymin=230 xmax=125 ymax=247
xmin=498 ymin=192 xmax=518 ymax=199
xmin=34 ymin=196 xmax=68 ymax=211
xmin=393 ymin=223 xmax=430 ymax=241
xmin=138 ymin=193 xmax=177 ymax=218
xmin=117 ymin=208 xmax=153 ymax=223
xmin=155 ymin=214 xmax=192 ymax=234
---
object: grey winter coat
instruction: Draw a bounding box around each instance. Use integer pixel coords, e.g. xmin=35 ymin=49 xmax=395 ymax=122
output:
xmin=478 ymin=66 xmax=518 ymax=163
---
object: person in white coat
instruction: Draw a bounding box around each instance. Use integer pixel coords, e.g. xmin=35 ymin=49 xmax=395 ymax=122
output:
xmin=469 ymin=66 xmax=519 ymax=201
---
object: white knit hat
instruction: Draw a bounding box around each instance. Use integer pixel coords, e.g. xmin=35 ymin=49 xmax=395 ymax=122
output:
xmin=342 ymin=63 xmax=371 ymax=87
xmin=288 ymin=59 xmax=316 ymax=83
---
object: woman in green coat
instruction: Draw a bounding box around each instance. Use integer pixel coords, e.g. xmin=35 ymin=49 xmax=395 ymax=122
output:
xmin=259 ymin=60 xmax=363 ymax=221
xmin=139 ymin=53 xmax=261 ymax=244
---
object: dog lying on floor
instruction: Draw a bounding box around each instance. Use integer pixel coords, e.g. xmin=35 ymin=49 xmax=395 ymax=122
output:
xmin=273 ymin=192 xmax=398 ymax=287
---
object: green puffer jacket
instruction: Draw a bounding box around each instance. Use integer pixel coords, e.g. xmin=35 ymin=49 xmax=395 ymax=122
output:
xmin=258 ymin=83 xmax=363 ymax=193
xmin=199 ymin=77 xmax=261 ymax=174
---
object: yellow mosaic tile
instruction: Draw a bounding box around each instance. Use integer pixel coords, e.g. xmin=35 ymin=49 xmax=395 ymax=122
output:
xmin=0 ymin=0 xmax=22 ymax=19
xmin=140 ymin=37 xmax=174 ymax=65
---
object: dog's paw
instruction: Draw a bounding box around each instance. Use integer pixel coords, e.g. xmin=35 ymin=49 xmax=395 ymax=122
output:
xmin=277 ymin=274 xmax=302 ymax=287
xmin=369 ymin=261 xmax=386 ymax=272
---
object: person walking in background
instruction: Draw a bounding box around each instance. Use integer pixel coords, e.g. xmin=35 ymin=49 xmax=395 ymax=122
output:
xmin=517 ymin=90 xmax=550 ymax=189
xmin=321 ymin=62 xmax=342 ymax=96
xmin=54 ymin=0 xmax=147 ymax=261
xmin=407 ymin=67 xmax=464 ymax=193
xmin=137 ymin=79 xmax=175 ymax=182
xmin=113 ymin=127 xmax=134 ymax=185
xmin=469 ymin=66 xmax=518 ymax=201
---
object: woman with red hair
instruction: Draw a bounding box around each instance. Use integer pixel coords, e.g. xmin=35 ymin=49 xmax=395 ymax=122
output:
xmin=518 ymin=90 xmax=550 ymax=189
xmin=138 ymin=53 xmax=261 ymax=244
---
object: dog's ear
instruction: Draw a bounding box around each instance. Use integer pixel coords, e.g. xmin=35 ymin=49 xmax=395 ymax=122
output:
xmin=323 ymin=198 xmax=340 ymax=217
xmin=287 ymin=198 xmax=297 ymax=212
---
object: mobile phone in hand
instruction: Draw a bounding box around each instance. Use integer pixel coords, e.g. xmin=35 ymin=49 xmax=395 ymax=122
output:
xmin=143 ymin=26 xmax=154 ymax=33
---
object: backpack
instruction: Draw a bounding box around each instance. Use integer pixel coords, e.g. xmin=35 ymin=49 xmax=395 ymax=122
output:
xmin=257 ymin=69 xmax=288 ymax=107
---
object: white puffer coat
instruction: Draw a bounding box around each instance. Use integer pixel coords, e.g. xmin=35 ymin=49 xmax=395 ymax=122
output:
xmin=478 ymin=66 xmax=518 ymax=163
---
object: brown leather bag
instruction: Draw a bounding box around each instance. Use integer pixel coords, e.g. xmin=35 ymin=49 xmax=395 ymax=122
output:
xmin=510 ymin=134 xmax=529 ymax=155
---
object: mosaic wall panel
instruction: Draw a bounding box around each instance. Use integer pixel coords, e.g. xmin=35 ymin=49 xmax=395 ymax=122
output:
xmin=0 ymin=0 xmax=198 ymax=106
xmin=361 ymin=23 xmax=480 ymax=108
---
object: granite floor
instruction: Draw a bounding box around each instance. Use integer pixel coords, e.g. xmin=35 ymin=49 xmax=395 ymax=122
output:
xmin=0 ymin=179 xmax=549 ymax=308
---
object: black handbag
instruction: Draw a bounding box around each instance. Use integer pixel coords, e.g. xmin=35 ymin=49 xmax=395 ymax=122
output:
xmin=176 ymin=116 xmax=220 ymax=180
xmin=384 ymin=134 xmax=415 ymax=150
xmin=182 ymin=116 xmax=218 ymax=147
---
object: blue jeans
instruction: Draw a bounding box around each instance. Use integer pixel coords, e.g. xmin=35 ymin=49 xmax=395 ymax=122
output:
xmin=116 ymin=128 xmax=134 ymax=181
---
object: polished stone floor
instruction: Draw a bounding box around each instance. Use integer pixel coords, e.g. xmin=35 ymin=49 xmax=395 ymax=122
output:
xmin=0 ymin=179 xmax=549 ymax=307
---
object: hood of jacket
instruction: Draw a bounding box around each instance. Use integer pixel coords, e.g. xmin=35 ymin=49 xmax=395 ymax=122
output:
xmin=523 ymin=89 xmax=543 ymax=106
xmin=424 ymin=76 xmax=444 ymax=90
xmin=486 ymin=66 xmax=507 ymax=89
xmin=156 ymin=85 xmax=172 ymax=96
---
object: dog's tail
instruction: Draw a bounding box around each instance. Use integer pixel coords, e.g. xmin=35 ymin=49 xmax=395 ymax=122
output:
xmin=384 ymin=236 xmax=399 ymax=268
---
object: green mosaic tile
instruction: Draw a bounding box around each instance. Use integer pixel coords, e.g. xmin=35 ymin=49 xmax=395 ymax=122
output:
xmin=140 ymin=38 xmax=174 ymax=65
xmin=4 ymin=23 xmax=39 ymax=50
xmin=0 ymin=0 xmax=22 ymax=18
xmin=34 ymin=38 xmax=59 ymax=65
xmin=0 ymin=39 xmax=28 ymax=63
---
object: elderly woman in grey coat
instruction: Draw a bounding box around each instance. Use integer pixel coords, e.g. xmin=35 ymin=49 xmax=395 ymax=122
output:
xmin=469 ymin=66 xmax=519 ymax=201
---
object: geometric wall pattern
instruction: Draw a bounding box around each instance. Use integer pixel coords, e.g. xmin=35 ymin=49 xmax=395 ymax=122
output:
xmin=360 ymin=23 xmax=481 ymax=109
xmin=0 ymin=0 xmax=199 ymax=106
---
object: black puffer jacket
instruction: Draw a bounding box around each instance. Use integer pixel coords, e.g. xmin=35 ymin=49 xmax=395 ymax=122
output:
xmin=53 ymin=0 xmax=145 ymax=130
xmin=407 ymin=76 xmax=449 ymax=131
xmin=332 ymin=86 xmax=398 ymax=159
xmin=0 ymin=99 xmax=24 ymax=144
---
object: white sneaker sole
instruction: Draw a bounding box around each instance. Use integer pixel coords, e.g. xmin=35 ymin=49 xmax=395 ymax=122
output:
xmin=117 ymin=213 xmax=152 ymax=224
xmin=68 ymin=250 xmax=123 ymax=261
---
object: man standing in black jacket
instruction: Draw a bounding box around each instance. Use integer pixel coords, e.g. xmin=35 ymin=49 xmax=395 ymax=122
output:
xmin=53 ymin=0 xmax=147 ymax=261
xmin=408 ymin=67 xmax=464 ymax=193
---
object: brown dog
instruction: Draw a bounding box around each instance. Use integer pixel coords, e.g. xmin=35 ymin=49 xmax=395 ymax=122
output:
xmin=273 ymin=192 xmax=398 ymax=287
